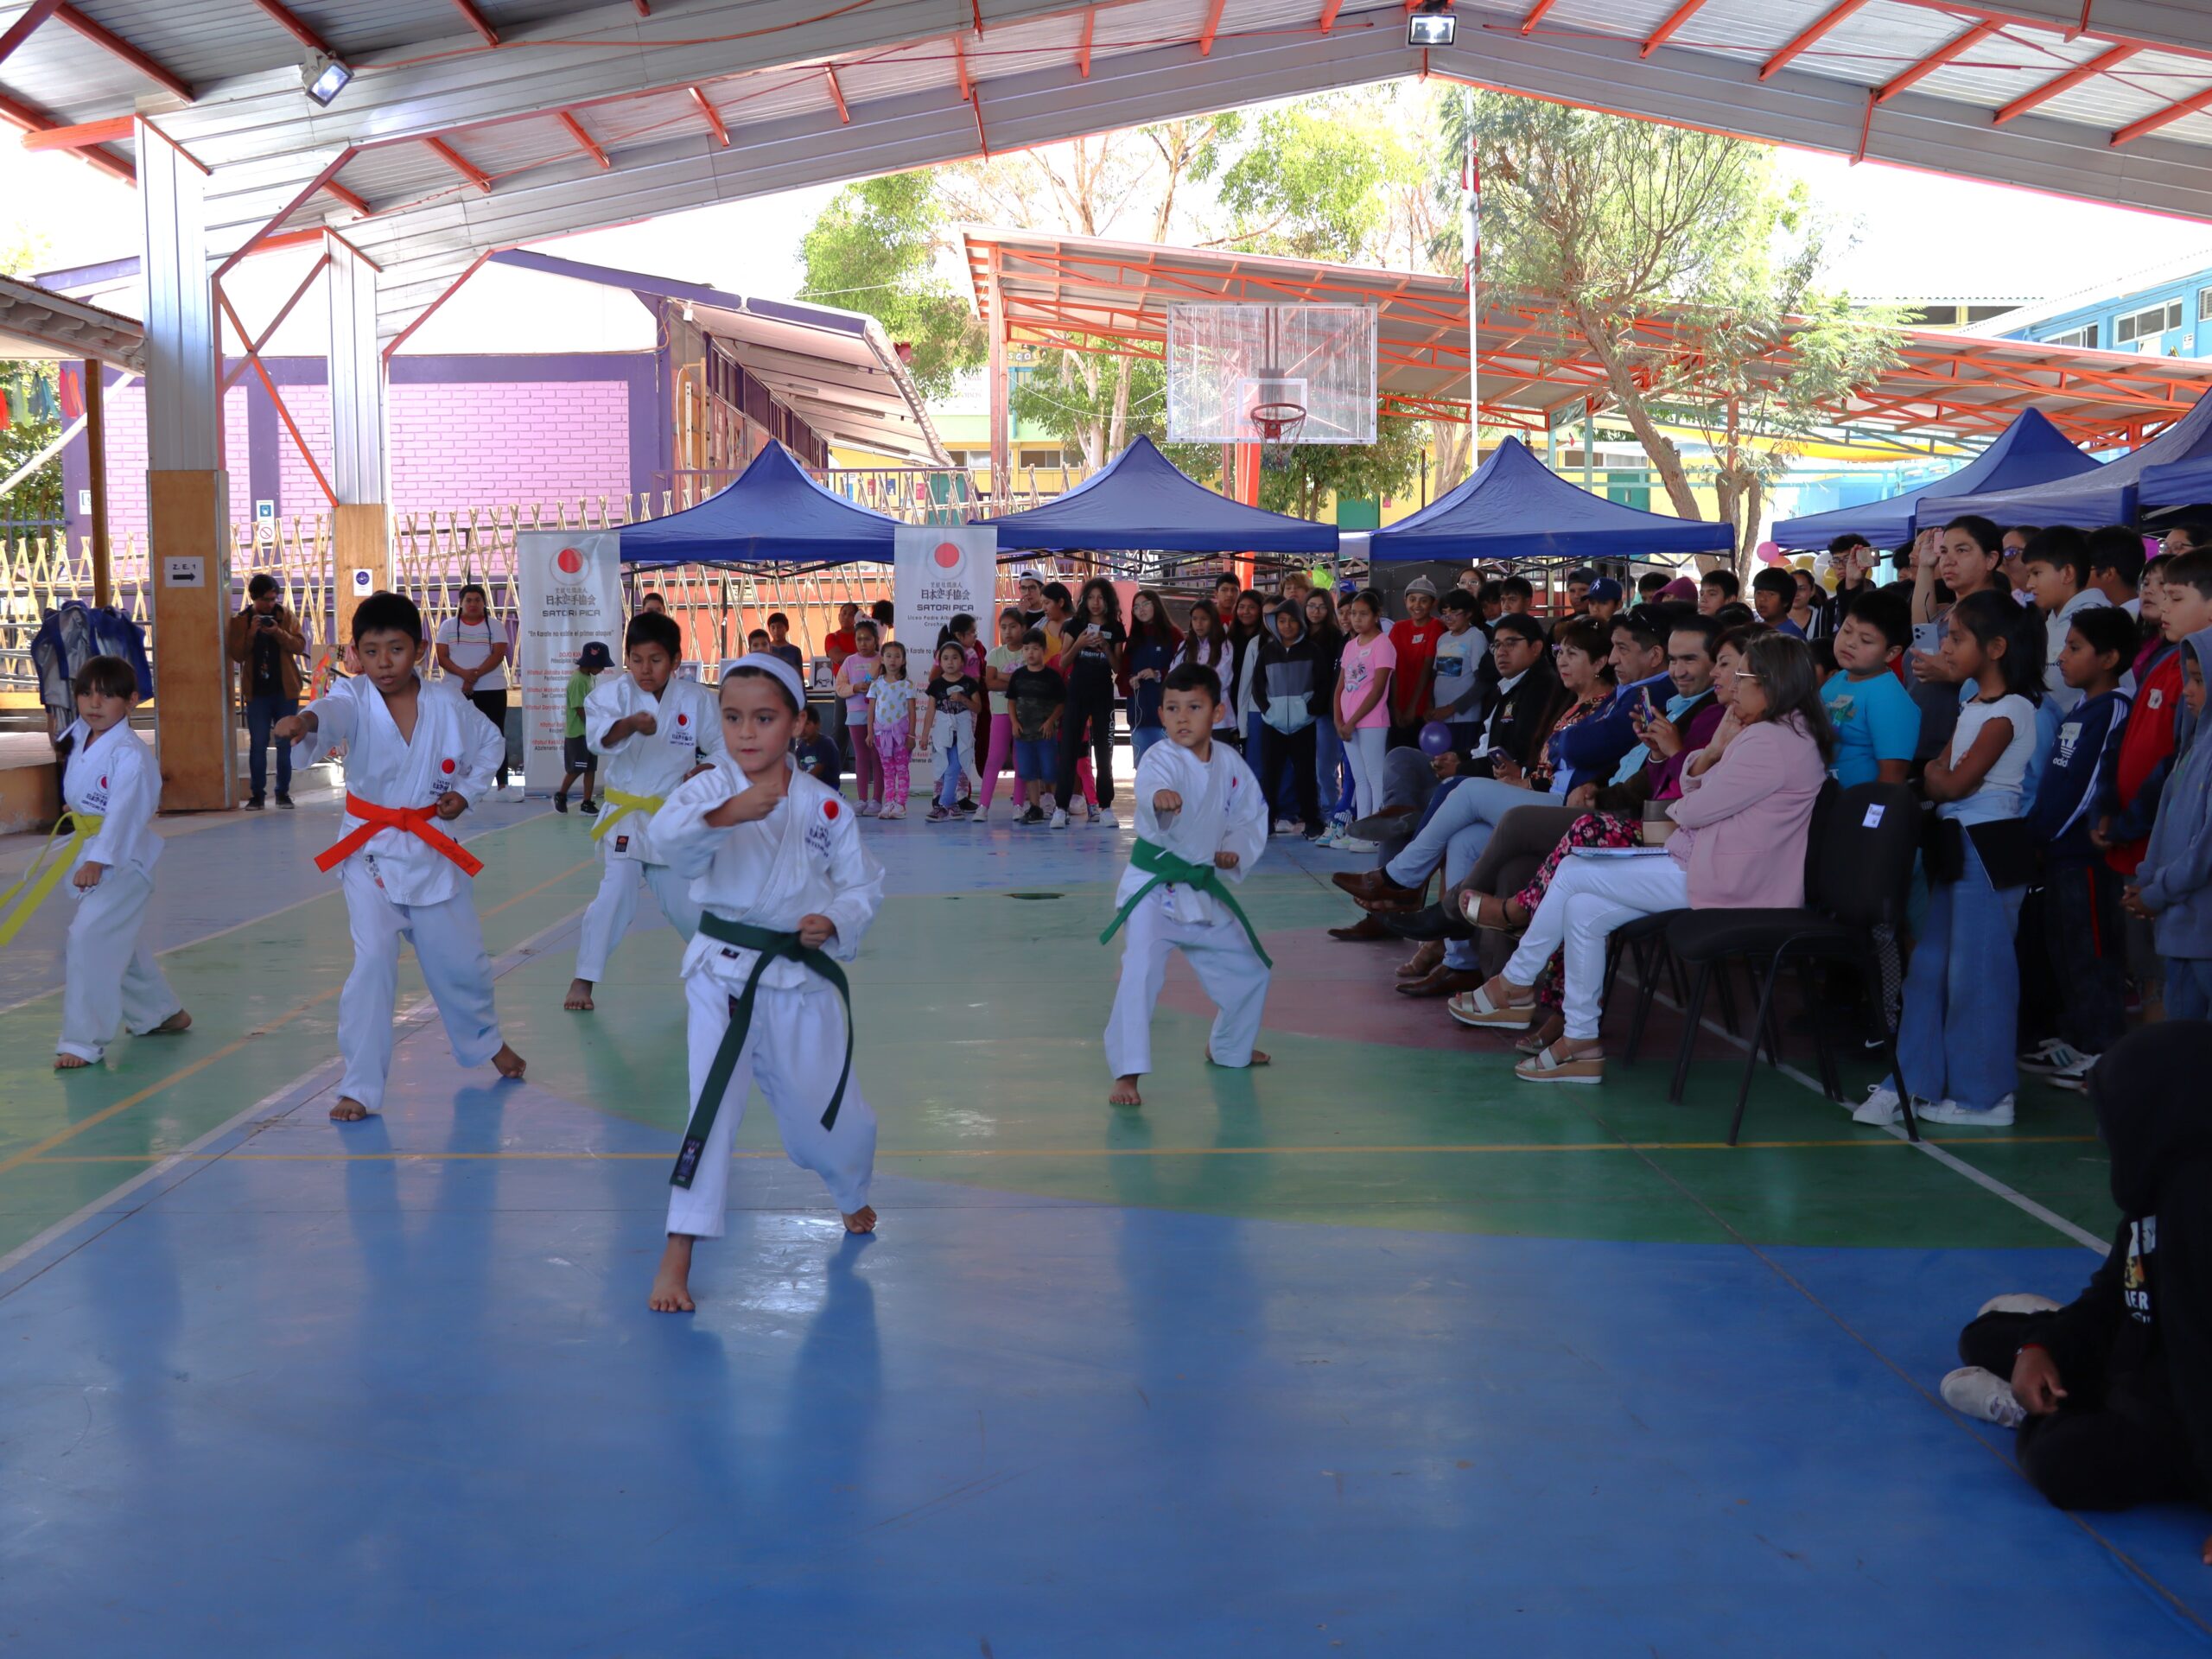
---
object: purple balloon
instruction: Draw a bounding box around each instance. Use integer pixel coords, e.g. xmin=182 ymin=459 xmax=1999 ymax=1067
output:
xmin=1418 ymin=721 xmax=1454 ymax=757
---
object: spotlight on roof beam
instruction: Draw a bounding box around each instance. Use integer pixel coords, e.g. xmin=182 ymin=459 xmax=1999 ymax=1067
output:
xmin=302 ymin=52 xmax=353 ymax=107
xmin=1408 ymin=0 xmax=1455 ymax=47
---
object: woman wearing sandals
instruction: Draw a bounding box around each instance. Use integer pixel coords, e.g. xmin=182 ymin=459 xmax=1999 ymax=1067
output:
xmin=1429 ymin=623 xmax=1758 ymax=1055
xmin=1450 ymin=632 xmax=1834 ymax=1084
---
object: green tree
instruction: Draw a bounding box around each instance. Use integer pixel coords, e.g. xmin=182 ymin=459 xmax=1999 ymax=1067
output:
xmin=0 ymin=226 xmax=63 ymax=524
xmin=1255 ymin=416 xmax=1424 ymax=523
xmin=798 ymin=172 xmax=983 ymax=402
xmin=1437 ymin=91 xmax=1905 ymax=556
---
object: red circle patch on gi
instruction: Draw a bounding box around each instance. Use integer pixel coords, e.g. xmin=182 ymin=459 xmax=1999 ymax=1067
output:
xmin=676 ymin=713 xmax=688 ymax=727
xmin=823 ymin=800 xmax=841 ymax=820
xmin=99 ymin=776 xmax=107 ymax=787
xmin=441 ymin=759 xmax=456 ymax=773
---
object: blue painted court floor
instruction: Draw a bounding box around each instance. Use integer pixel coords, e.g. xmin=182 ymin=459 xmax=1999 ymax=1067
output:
xmin=1 ymin=798 xmax=2206 ymax=1655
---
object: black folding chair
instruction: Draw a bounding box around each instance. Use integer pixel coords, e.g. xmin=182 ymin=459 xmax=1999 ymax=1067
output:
xmin=1657 ymin=782 xmax=1921 ymax=1145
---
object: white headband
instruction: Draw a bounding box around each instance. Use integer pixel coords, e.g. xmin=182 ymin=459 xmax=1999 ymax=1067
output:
xmin=717 ymin=652 xmax=806 ymax=711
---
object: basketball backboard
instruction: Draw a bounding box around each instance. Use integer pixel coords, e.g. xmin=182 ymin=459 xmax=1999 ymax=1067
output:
xmin=1166 ymin=303 xmax=1378 ymax=445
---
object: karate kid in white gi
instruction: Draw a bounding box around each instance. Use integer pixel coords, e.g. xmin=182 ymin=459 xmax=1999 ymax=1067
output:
xmin=276 ymin=592 xmax=525 ymax=1122
xmin=564 ymin=609 xmax=724 ymax=1011
xmin=646 ymin=653 xmax=885 ymax=1313
xmin=1103 ymin=660 xmax=1273 ymax=1108
xmin=15 ymin=656 xmax=191 ymax=1067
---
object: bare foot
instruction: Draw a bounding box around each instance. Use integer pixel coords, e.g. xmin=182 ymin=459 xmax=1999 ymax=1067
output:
xmin=1204 ymin=1046 xmax=1272 ymax=1067
xmin=493 ymin=1044 xmax=526 ymax=1080
xmin=329 ymin=1096 xmax=370 ymax=1122
xmin=563 ymin=978 xmax=595 ymax=1012
xmin=649 ymin=1235 xmax=696 ymax=1312
xmin=842 ymin=1205 xmax=878 ymax=1235
xmin=149 ymin=1009 xmax=192 ymax=1035
xmin=54 ymin=1052 xmax=89 ymax=1070
xmin=1109 ymin=1075 xmax=1143 ymax=1107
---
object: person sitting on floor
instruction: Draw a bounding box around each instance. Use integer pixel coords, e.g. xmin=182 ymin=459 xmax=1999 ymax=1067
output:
xmin=1448 ymin=632 xmax=1833 ymax=1084
xmin=1941 ymin=1021 xmax=2212 ymax=1565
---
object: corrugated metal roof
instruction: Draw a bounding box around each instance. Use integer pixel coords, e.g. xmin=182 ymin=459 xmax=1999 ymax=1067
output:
xmin=490 ymin=248 xmax=949 ymax=463
xmin=965 ymin=224 xmax=2212 ymax=451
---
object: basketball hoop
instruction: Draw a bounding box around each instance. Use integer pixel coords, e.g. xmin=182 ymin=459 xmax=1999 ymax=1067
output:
xmin=1251 ymin=400 xmax=1306 ymax=472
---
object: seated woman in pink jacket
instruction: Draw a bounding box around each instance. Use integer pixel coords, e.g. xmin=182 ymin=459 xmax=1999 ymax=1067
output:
xmin=1452 ymin=632 xmax=1836 ymax=1084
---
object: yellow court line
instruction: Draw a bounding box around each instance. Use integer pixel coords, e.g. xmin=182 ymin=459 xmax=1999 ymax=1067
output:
xmin=0 ymin=855 xmax=597 ymax=1179
xmin=24 ymin=1134 xmax=2105 ymax=1165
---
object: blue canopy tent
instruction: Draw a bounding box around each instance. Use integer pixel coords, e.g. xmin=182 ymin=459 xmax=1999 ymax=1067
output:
xmin=1916 ymin=392 xmax=2212 ymax=531
xmin=2140 ymin=451 xmax=2212 ymax=520
xmin=977 ymin=434 xmax=1337 ymax=554
xmin=1770 ymin=410 xmax=2095 ymax=552
xmin=620 ymin=441 xmax=902 ymax=569
xmin=1369 ymin=435 xmax=1734 ymax=563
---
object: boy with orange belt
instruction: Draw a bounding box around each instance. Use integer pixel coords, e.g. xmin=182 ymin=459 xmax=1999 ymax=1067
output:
xmin=277 ymin=592 xmax=524 ymax=1122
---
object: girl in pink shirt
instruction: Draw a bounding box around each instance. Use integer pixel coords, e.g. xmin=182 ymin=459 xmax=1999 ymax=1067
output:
xmin=834 ymin=619 xmax=884 ymax=815
xmin=1332 ymin=588 xmax=1396 ymax=821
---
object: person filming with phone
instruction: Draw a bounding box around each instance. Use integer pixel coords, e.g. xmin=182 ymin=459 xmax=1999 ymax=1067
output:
xmin=227 ymin=572 xmax=308 ymax=810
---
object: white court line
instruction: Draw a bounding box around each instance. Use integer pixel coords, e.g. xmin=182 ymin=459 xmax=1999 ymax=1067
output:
xmin=1654 ymin=988 xmax=2109 ymax=1255
xmin=0 ymin=899 xmax=589 ymax=1290
xmin=0 ymin=804 xmax=551 ymax=1018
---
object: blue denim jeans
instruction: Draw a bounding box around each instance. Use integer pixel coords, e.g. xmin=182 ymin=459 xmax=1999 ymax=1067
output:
xmin=1315 ymin=721 xmax=1351 ymax=821
xmin=1131 ymin=724 xmax=1166 ymax=763
xmin=2166 ymin=957 xmax=2212 ymax=1021
xmin=936 ymin=730 xmax=964 ymax=808
xmin=1894 ymin=836 xmax=2024 ymax=1111
xmin=245 ymin=692 xmax=296 ymax=800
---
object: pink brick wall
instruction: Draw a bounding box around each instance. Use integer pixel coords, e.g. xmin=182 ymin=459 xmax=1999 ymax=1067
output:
xmin=387 ymin=380 xmax=631 ymax=512
xmin=79 ymin=373 xmax=633 ymax=546
xmin=95 ymin=383 xmax=253 ymax=543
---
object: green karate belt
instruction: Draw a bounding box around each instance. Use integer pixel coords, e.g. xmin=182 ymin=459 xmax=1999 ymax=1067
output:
xmin=1098 ymin=837 xmax=1272 ymax=968
xmin=670 ymin=913 xmax=853 ymax=1190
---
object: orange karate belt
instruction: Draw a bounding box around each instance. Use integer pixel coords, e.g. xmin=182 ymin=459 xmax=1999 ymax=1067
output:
xmin=314 ymin=795 xmax=483 ymax=878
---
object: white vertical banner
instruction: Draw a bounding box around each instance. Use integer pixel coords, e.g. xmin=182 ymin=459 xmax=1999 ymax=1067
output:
xmin=893 ymin=524 xmax=997 ymax=658
xmin=515 ymin=528 xmax=624 ymax=792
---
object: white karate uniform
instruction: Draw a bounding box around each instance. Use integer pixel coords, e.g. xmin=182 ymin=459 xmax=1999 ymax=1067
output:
xmin=571 ymin=672 xmax=724 ymax=983
xmin=654 ymin=756 xmax=884 ymax=1232
xmin=1103 ymin=737 xmax=1271 ymax=1079
xmin=55 ymin=720 xmax=181 ymax=1063
xmin=290 ymin=675 xmax=506 ymax=1112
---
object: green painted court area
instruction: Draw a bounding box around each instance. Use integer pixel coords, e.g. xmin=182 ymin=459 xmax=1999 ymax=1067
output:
xmin=0 ymin=810 xmax=2117 ymax=1262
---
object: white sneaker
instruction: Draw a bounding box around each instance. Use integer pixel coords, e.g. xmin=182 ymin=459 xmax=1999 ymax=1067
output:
xmin=859 ymin=801 xmax=880 ymax=818
xmin=2018 ymin=1038 xmax=2092 ymax=1076
xmin=1096 ymin=810 xmax=1119 ymax=829
xmin=1977 ymin=1293 xmax=2061 ymax=1317
xmin=2048 ymin=1052 xmax=2100 ymax=1093
xmin=1311 ymin=824 xmax=1340 ymax=848
xmin=1916 ymin=1094 xmax=2017 ymax=1128
xmin=1050 ymin=808 xmax=1069 ymax=829
xmin=1335 ymin=836 xmax=1380 ymax=854
xmin=1274 ymin=817 xmax=1298 ymax=835
xmin=1941 ymin=1366 xmax=2027 ymax=1429
xmin=1853 ymin=1084 xmax=1908 ymax=1125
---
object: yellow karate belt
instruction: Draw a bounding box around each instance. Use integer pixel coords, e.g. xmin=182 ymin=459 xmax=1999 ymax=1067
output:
xmin=591 ymin=788 xmax=665 ymax=843
xmin=0 ymin=810 xmax=103 ymax=949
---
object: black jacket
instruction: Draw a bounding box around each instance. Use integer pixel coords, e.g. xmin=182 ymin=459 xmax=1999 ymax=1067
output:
xmin=1468 ymin=659 xmax=1560 ymax=772
xmin=2034 ymin=1023 xmax=2212 ymax=1503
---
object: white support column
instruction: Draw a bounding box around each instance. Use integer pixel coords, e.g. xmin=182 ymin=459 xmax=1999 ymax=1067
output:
xmin=140 ymin=124 xmax=233 ymax=811
xmin=325 ymin=233 xmax=391 ymax=643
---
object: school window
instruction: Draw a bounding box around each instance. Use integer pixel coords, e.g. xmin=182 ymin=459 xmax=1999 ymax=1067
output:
xmin=2200 ymin=287 xmax=2212 ymax=322
xmin=2043 ymin=323 xmax=2096 ymax=350
xmin=2115 ymin=300 xmax=2184 ymax=344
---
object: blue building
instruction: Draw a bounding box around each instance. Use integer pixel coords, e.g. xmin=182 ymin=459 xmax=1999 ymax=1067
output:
xmin=1986 ymin=248 xmax=2212 ymax=361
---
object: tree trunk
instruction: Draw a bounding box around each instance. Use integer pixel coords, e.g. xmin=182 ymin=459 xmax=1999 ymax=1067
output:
xmin=1428 ymin=420 xmax=1473 ymax=492
xmin=1569 ymin=300 xmax=1703 ymax=522
xmin=1740 ymin=474 xmax=1764 ymax=563
xmin=1108 ymin=357 xmax=1133 ymax=457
